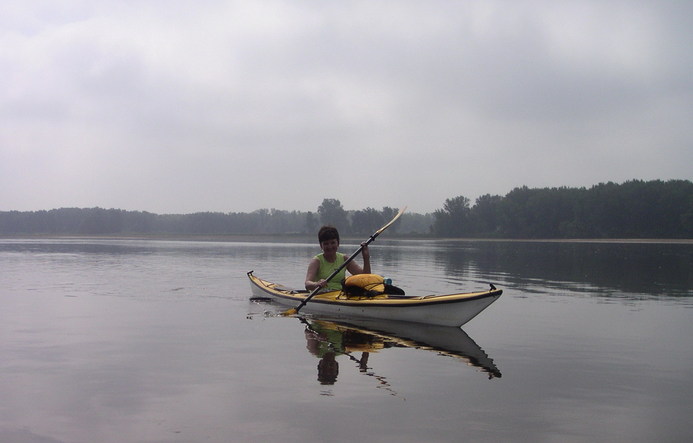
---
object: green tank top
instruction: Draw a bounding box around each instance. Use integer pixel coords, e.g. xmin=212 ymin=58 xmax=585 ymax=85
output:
xmin=315 ymin=253 xmax=347 ymax=290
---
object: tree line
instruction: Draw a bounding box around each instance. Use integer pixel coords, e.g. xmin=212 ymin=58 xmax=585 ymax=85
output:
xmin=432 ymin=179 xmax=693 ymax=238
xmin=0 ymin=201 xmax=432 ymax=237
xmin=1 ymin=180 xmax=691 ymax=238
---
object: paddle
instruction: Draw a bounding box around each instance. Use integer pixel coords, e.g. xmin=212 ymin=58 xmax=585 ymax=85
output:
xmin=283 ymin=206 xmax=406 ymax=316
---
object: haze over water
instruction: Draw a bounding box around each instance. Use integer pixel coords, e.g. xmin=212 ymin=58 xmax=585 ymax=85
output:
xmin=1 ymin=238 xmax=691 ymax=442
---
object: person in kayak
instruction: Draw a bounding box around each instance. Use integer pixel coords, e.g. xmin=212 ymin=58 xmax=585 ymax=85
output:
xmin=305 ymin=225 xmax=371 ymax=291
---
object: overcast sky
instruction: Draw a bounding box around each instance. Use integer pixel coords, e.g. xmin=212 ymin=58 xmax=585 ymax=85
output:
xmin=1 ymin=1 xmax=691 ymax=214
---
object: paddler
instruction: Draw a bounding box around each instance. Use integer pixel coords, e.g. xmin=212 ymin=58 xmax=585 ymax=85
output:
xmin=305 ymin=225 xmax=371 ymax=291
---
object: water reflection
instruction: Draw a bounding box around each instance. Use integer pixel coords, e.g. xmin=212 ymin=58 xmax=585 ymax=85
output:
xmin=300 ymin=316 xmax=501 ymax=388
xmin=434 ymin=240 xmax=693 ymax=298
xmin=303 ymin=319 xmax=400 ymax=397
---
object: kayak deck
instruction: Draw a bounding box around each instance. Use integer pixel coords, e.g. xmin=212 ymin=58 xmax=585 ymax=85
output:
xmin=248 ymin=271 xmax=503 ymax=327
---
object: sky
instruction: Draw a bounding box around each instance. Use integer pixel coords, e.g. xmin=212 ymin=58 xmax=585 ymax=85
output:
xmin=1 ymin=0 xmax=691 ymax=215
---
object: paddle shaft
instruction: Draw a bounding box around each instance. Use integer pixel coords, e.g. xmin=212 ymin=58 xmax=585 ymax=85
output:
xmin=289 ymin=207 xmax=406 ymax=315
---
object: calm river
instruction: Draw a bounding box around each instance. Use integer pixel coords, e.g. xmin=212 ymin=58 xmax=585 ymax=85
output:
xmin=1 ymin=238 xmax=691 ymax=442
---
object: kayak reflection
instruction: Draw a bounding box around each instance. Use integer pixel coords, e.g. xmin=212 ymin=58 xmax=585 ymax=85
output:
xmin=301 ymin=316 xmax=502 ymax=385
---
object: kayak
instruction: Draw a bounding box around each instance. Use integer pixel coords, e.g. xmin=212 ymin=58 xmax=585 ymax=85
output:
xmin=247 ymin=271 xmax=502 ymax=327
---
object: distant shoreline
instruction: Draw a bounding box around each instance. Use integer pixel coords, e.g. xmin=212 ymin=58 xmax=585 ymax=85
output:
xmin=1 ymin=234 xmax=692 ymax=245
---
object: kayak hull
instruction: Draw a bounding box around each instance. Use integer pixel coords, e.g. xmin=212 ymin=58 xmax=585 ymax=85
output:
xmin=248 ymin=271 xmax=502 ymax=327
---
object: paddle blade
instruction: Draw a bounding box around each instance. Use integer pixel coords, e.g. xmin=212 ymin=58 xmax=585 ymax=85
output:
xmin=375 ymin=206 xmax=407 ymax=235
xmin=282 ymin=308 xmax=298 ymax=316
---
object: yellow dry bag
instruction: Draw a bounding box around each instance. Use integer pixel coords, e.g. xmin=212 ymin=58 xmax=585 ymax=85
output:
xmin=342 ymin=274 xmax=405 ymax=298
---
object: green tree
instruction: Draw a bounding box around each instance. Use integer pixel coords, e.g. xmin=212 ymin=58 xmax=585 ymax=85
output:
xmin=432 ymin=196 xmax=471 ymax=237
xmin=305 ymin=211 xmax=319 ymax=234
xmin=470 ymin=194 xmax=502 ymax=236
xmin=317 ymin=198 xmax=350 ymax=231
xmin=351 ymin=207 xmax=385 ymax=235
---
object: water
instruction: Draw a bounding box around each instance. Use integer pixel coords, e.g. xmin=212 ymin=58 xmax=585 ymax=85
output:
xmin=1 ymin=238 xmax=691 ymax=443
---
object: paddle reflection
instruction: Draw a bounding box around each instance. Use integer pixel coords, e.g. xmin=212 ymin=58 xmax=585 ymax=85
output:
xmin=301 ymin=316 xmax=502 ymax=386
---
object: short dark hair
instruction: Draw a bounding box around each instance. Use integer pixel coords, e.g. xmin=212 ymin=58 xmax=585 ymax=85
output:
xmin=318 ymin=225 xmax=340 ymax=244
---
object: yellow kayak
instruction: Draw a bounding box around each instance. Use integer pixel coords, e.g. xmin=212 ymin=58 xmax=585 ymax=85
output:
xmin=248 ymin=271 xmax=502 ymax=327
